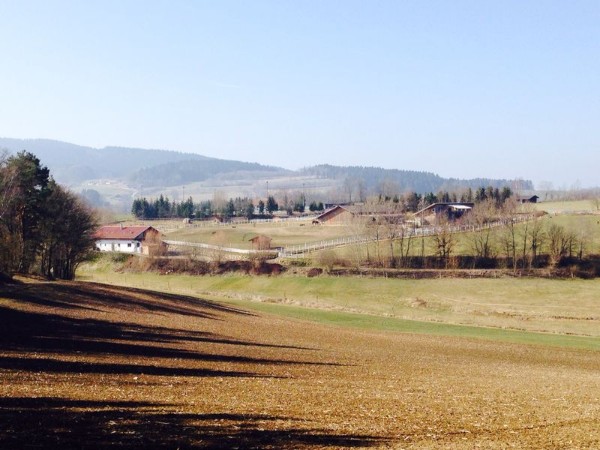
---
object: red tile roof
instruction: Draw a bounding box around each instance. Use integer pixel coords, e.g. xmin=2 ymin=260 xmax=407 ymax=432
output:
xmin=94 ymin=225 xmax=154 ymax=240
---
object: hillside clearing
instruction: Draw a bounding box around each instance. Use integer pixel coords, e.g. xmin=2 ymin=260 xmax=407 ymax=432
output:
xmin=1 ymin=279 xmax=599 ymax=448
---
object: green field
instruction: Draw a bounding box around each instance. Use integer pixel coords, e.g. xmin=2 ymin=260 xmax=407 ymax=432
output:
xmin=78 ymin=263 xmax=600 ymax=345
xmin=536 ymin=199 xmax=598 ymax=213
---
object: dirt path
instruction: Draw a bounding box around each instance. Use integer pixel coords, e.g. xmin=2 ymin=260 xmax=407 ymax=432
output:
xmin=1 ymin=280 xmax=599 ymax=448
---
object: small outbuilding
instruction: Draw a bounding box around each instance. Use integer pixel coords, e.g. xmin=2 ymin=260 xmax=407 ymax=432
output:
xmin=249 ymin=235 xmax=272 ymax=250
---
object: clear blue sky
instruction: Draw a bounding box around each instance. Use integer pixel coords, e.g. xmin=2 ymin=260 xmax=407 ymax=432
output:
xmin=0 ymin=0 xmax=598 ymax=188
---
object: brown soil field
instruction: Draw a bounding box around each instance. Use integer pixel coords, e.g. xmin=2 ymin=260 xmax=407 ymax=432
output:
xmin=1 ymin=279 xmax=600 ymax=449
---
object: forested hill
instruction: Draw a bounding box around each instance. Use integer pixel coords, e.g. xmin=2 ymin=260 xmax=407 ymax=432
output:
xmin=128 ymin=159 xmax=288 ymax=187
xmin=0 ymin=138 xmax=286 ymax=186
xmin=0 ymin=138 xmax=209 ymax=183
xmin=301 ymin=164 xmax=533 ymax=193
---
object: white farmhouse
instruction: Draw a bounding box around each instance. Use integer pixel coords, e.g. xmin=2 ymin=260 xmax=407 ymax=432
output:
xmin=94 ymin=225 xmax=162 ymax=255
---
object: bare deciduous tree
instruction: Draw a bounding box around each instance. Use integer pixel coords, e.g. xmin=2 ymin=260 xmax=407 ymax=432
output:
xmin=528 ymin=217 xmax=545 ymax=268
xmin=467 ymin=199 xmax=497 ymax=262
xmin=547 ymin=223 xmax=577 ymax=265
xmin=498 ymin=199 xmax=520 ymax=271
xmin=431 ymin=218 xmax=456 ymax=267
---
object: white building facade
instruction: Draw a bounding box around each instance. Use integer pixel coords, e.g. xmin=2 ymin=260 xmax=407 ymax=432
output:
xmin=95 ymin=239 xmax=142 ymax=253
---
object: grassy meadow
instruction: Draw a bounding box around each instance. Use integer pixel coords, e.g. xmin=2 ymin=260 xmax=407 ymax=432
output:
xmin=78 ymin=262 xmax=600 ymax=348
xmin=535 ymin=199 xmax=599 ymax=213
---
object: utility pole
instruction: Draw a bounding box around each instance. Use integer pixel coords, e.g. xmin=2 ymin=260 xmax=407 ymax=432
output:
xmin=302 ymin=182 xmax=305 ymax=210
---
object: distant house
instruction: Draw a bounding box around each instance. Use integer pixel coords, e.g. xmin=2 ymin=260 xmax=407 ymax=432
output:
xmin=518 ymin=195 xmax=539 ymax=204
xmin=248 ymin=235 xmax=272 ymax=250
xmin=94 ymin=225 xmax=163 ymax=255
xmin=415 ymin=202 xmax=474 ymax=225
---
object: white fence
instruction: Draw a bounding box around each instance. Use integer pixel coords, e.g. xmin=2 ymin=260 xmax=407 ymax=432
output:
xmin=134 ymin=216 xmax=315 ymax=233
xmin=163 ymin=240 xmax=278 ymax=258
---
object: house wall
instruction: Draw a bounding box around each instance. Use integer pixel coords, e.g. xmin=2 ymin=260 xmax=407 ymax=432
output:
xmin=95 ymin=239 xmax=142 ymax=253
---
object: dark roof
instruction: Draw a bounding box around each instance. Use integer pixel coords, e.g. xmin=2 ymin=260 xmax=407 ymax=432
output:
xmin=518 ymin=195 xmax=539 ymax=200
xmin=415 ymin=202 xmax=474 ymax=216
xmin=315 ymin=205 xmax=353 ymax=221
xmin=94 ymin=225 xmax=155 ymax=240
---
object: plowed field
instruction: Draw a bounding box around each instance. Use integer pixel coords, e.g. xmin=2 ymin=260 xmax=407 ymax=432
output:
xmin=1 ymin=280 xmax=599 ymax=449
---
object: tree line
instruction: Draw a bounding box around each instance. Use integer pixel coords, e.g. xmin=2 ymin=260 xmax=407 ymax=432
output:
xmin=131 ymin=195 xmax=325 ymax=220
xmin=371 ymin=185 xmax=513 ymax=212
xmin=338 ymin=195 xmax=595 ymax=273
xmin=0 ymin=152 xmax=96 ymax=280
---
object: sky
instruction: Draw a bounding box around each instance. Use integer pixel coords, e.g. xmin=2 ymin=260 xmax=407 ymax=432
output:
xmin=0 ymin=0 xmax=598 ymax=188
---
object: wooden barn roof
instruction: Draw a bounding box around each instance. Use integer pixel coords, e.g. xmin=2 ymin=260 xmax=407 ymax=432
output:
xmin=315 ymin=205 xmax=353 ymax=221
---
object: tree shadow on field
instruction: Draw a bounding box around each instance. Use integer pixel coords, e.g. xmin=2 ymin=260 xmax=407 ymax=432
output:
xmin=0 ymin=284 xmax=336 ymax=379
xmin=0 ymin=306 xmax=326 ymax=368
xmin=0 ymin=397 xmax=388 ymax=449
xmin=3 ymin=281 xmax=255 ymax=318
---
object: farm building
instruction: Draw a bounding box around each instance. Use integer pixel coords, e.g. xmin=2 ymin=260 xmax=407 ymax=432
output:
xmin=315 ymin=204 xmax=405 ymax=225
xmin=248 ymin=235 xmax=272 ymax=250
xmin=314 ymin=205 xmax=355 ymax=225
xmin=415 ymin=202 xmax=474 ymax=225
xmin=94 ymin=225 xmax=163 ymax=255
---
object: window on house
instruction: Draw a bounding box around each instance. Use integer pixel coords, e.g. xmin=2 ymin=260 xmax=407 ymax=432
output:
xmin=127 ymin=243 xmax=132 ymax=247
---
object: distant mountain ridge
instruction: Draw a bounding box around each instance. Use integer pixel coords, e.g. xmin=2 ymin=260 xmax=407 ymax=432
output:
xmin=0 ymin=138 xmax=533 ymax=195
xmin=0 ymin=138 xmax=283 ymax=185
xmin=301 ymin=164 xmax=533 ymax=193
xmin=129 ymin=159 xmax=289 ymax=187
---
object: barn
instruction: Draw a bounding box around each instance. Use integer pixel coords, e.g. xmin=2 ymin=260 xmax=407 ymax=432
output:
xmin=415 ymin=202 xmax=474 ymax=225
xmin=313 ymin=205 xmax=355 ymax=225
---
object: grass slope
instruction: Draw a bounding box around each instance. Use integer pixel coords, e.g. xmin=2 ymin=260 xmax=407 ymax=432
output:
xmin=78 ymin=267 xmax=600 ymax=349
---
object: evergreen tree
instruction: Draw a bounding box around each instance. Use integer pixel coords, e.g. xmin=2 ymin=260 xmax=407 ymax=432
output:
xmin=245 ymin=201 xmax=255 ymax=220
xmin=0 ymin=152 xmax=96 ymax=279
xmin=266 ymin=196 xmax=278 ymax=214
